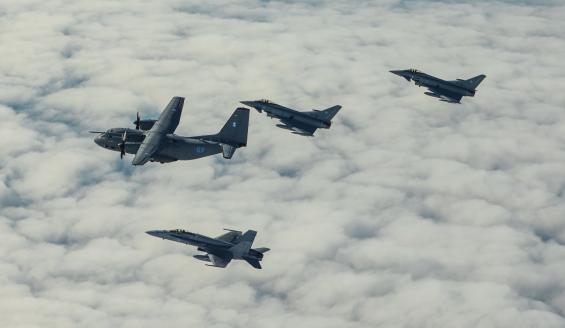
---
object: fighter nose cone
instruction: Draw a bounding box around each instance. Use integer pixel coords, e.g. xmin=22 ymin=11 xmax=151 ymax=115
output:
xmin=240 ymin=101 xmax=257 ymax=107
xmin=390 ymin=70 xmax=412 ymax=81
xmin=146 ymin=230 xmax=163 ymax=237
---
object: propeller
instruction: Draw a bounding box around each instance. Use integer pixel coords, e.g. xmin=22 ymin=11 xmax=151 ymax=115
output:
xmin=88 ymin=131 xmax=105 ymax=134
xmin=118 ymin=131 xmax=127 ymax=159
xmin=133 ymin=112 xmax=141 ymax=130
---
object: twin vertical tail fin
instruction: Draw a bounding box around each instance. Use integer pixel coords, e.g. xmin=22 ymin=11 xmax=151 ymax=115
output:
xmin=229 ymin=230 xmax=256 ymax=258
xmin=229 ymin=230 xmax=268 ymax=269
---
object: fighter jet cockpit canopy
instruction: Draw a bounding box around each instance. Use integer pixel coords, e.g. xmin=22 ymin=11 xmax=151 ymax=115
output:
xmin=169 ymin=229 xmax=186 ymax=233
xmin=258 ymin=99 xmax=273 ymax=104
xmin=408 ymin=68 xmax=420 ymax=73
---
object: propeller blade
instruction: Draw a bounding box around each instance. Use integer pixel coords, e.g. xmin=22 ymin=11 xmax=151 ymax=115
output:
xmin=89 ymin=131 xmax=105 ymax=134
xmin=119 ymin=131 xmax=127 ymax=159
xmin=134 ymin=112 xmax=141 ymax=130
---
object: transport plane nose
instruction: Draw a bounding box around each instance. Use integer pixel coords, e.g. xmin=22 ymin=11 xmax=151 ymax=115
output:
xmin=94 ymin=134 xmax=104 ymax=147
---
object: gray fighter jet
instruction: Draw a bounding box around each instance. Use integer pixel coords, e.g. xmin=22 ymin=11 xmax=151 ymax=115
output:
xmin=90 ymin=97 xmax=249 ymax=165
xmin=390 ymin=69 xmax=486 ymax=103
xmin=240 ymin=99 xmax=341 ymax=136
xmin=146 ymin=228 xmax=269 ymax=269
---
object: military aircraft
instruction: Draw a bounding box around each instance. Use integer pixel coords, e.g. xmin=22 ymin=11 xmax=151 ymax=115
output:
xmin=90 ymin=97 xmax=249 ymax=165
xmin=390 ymin=69 xmax=486 ymax=103
xmin=240 ymin=99 xmax=341 ymax=136
xmin=146 ymin=228 xmax=269 ymax=269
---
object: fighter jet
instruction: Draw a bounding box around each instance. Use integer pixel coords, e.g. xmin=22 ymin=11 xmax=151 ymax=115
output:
xmin=390 ymin=69 xmax=486 ymax=103
xmin=240 ymin=99 xmax=341 ymax=136
xmin=146 ymin=228 xmax=269 ymax=269
xmin=90 ymin=97 xmax=249 ymax=165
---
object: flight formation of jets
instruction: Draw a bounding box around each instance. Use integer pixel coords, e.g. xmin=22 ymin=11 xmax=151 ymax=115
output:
xmin=90 ymin=69 xmax=486 ymax=269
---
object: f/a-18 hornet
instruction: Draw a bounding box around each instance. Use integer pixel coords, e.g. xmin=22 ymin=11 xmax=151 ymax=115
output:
xmin=240 ymin=99 xmax=341 ymax=136
xmin=390 ymin=69 xmax=486 ymax=103
xmin=90 ymin=97 xmax=249 ymax=165
xmin=146 ymin=228 xmax=269 ymax=269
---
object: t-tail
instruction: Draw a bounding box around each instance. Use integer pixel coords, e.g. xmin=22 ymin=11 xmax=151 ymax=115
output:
xmin=197 ymin=108 xmax=250 ymax=159
xmin=310 ymin=105 xmax=342 ymax=123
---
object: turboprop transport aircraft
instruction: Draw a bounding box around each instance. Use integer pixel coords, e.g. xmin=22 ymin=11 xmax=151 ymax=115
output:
xmin=90 ymin=97 xmax=249 ymax=165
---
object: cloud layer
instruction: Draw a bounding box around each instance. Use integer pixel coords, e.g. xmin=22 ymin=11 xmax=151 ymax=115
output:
xmin=1 ymin=0 xmax=565 ymax=327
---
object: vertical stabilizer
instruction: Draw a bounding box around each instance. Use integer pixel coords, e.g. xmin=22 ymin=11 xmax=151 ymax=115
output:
xmin=217 ymin=108 xmax=249 ymax=147
xmin=465 ymin=75 xmax=486 ymax=89
xmin=312 ymin=105 xmax=341 ymax=121
xmin=229 ymin=230 xmax=256 ymax=258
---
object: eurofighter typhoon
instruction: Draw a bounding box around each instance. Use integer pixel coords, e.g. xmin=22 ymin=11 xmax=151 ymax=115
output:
xmin=241 ymin=99 xmax=341 ymax=136
xmin=390 ymin=69 xmax=486 ymax=103
xmin=90 ymin=97 xmax=249 ymax=165
xmin=146 ymin=229 xmax=269 ymax=269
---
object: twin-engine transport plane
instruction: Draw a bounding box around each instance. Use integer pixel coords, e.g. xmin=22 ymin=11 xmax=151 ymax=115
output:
xmin=90 ymin=97 xmax=249 ymax=165
xmin=146 ymin=229 xmax=269 ymax=269
xmin=390 ymin=69 xmax=486 ymax=104
xmin=240 ymin=99 xmax=341 ymax=136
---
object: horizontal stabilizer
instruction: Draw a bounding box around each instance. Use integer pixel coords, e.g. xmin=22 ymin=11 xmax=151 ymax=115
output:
xmin=244 ymin=257 xmax=262 ymax=269
xmin=221 ymin=144 xmax=236 ymax=159
xmin=253 ymin=247 xmax=270 ymax=254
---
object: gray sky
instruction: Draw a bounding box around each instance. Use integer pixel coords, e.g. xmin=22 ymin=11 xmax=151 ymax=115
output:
xmin=1 ymin=0 xmax=565 ymax=327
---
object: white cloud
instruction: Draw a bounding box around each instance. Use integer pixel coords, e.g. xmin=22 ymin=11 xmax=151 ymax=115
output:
xmin=1 ymin=0 xmax=565 ymax=327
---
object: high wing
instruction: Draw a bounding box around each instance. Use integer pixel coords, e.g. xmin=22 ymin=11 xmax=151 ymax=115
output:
xmin=152 ymin=96 xmax=185 ymax=134
xmin=206 ymin=254 xmax=232 ymax=268
xmin=132 ymin=97 xmax=185 ymax=165
xmin=427 ymin=87 xmax=462 ymax=103
xmin=278 ymin=119 xmax=317 ymax=136
xmin=215 ymin=230 xmax=242 ymax=243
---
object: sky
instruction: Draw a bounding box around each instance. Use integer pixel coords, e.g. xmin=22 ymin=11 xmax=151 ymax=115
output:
xmin=1 ymin=0 xmax=565 ymax=327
